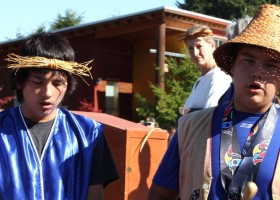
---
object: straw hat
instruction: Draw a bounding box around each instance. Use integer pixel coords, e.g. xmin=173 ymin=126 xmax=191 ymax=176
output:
xmin=214 ymin=4 xmax=280 ymax=75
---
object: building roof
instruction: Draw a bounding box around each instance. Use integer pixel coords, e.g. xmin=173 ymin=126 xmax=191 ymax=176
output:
xmin=0 ymin=6 xmax=230 ymax=49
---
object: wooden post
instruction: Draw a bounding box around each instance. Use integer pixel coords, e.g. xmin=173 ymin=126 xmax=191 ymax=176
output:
xmin=93 ymin=84 xmax=99 ymax=112
xmin=156 ymin=22 xmax=166 ymax=90
xmin=93 ymin=78 xmax=102 ymax=112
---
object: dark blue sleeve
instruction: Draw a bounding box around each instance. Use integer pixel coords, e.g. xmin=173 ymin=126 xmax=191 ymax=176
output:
xmin=152 ymin=131 xmax=180 ymax=190
xmin=89 ymin=134 xmax=119 ymax=187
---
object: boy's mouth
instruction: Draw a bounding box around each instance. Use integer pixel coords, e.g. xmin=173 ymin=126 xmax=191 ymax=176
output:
xmin=249 ymin=84 xmax=261 ymax=89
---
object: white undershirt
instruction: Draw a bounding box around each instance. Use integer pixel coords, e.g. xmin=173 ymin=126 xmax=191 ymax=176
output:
xmin=184 ymin=66 xmax=232 ymax=109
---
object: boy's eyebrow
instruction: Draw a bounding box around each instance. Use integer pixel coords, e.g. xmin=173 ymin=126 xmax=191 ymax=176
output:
xmin=239 ymin=51 xmax=255 ymax=58
xmin=29 ymin=73 xmax=44 ymax=79
xmin=240 ymin=51 xmax=280 ymax=63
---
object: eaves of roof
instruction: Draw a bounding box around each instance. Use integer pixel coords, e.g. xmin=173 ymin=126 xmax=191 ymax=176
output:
xmin=0 ymin=6 xmax=230 ymax=47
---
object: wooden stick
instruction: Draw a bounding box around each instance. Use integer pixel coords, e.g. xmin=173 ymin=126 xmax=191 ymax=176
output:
xmin=242 ymin=181 xmax=258 ymax=200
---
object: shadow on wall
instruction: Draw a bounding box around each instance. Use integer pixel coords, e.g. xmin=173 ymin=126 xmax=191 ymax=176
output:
xmin=128 ymin=142 xmax=151 ymax=200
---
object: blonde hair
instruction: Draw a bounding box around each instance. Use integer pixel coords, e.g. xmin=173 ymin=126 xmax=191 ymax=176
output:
xmin=184 ymin=25 xmax=214 ymax=44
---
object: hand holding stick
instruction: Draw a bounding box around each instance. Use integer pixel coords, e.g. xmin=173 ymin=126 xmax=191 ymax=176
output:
xmin=242 ymin=181 xmax=258 ymax=200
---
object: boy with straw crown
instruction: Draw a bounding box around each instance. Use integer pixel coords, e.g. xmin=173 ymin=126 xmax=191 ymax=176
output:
xmin=0 ymin=32 xmax=118 ymax=200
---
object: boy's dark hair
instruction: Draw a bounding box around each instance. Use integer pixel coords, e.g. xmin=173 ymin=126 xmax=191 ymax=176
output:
xmin=11 ymin=32 xmax=78 ymax=103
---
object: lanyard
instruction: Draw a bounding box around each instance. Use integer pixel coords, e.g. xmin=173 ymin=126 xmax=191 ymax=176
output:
xmin=219 ymin=102 xmax=279 ymax=199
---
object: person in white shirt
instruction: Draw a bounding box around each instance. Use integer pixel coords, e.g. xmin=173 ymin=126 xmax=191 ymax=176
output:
xmin=181 ymin=25 xmax=232 ymax=114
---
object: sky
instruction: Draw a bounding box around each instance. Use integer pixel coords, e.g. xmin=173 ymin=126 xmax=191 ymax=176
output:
xmin=0 ymin=0 xmax=180 ymax=42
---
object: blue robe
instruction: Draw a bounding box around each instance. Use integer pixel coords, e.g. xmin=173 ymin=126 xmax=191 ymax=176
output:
xmin=0 ymin=107 xmax=110 ymax=200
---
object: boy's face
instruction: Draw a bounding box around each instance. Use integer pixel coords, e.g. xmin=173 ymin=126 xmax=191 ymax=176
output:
xmin=19 ymin=70 xmax=68 ymax=122
xmin=231 ymin=46 xmax=280 ymax=113
xmin=186 ymin=37 xmax=215 ymax=71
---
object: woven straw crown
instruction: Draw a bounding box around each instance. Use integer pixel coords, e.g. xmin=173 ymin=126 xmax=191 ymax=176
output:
xmin=214 ymin=4 xmax=280 ymax=74
xmin=5 ymin=53 xmax=93 ymax=78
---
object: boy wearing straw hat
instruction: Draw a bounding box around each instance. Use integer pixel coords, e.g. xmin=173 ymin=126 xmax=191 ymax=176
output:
xmin=217 ymin=15 xmax=252 ymax=104
xmin=148 ymin=4 xmax=280 ymax=200
xmin=0 ymin=32 xmax=118 ymax=199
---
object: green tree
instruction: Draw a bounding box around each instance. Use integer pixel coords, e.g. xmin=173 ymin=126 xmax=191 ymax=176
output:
xmin=176 ymin=0 xmax=280 ymax=20
xmin=15 ymin=31 xmax=25 ymax=39
xmin=14 ymin=9 xmax=83 ymax=39
xmin=50 ymin=9 xmax=84 ymax=30
xmin=35 ymin=23 xmax=47 ymax=33
xmin=135 ymin=50 xmax=200 ymax=129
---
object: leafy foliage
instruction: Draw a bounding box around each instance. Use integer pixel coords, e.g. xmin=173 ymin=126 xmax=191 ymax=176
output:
xmin=0 ymin=96 xmax=15 ymax=109
xmin=135 ymin=50 xmax=200 ymax=129
xmin=14 ymin=9 xmax=84 ymax=39
xmin=35 ymin=24 xmax=48 ymax=34
xmin=176 ymin=0 xmax=280 ymax=20
xmin=15 ymin=30 xmax=25 ymax=39
xmin=50 ymin=9 xmax=84 ymax=30
xmin=78 ymin=98 xmax=94 ymax=112
xmin=0 ymin=85 xmax=15 ymax=109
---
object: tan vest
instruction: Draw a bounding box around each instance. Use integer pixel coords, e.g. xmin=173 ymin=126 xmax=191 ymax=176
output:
xmin=177 ymin=107 xmax=280 ymax=200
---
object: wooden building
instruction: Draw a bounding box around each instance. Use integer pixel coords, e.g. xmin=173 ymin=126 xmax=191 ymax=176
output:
xmin=0 ymin=6 xmax=230 ymax=121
